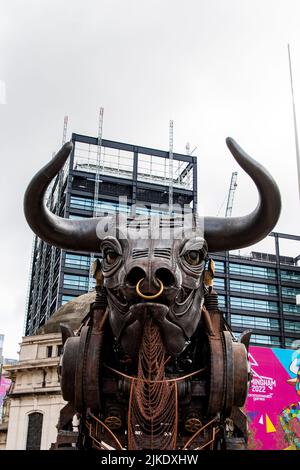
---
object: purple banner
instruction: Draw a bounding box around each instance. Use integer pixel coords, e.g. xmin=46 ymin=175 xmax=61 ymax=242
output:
xmin=245 ymin=346 xmax=300 ymax=450
xmin=0 ymin=375 xmax=11 ymax=411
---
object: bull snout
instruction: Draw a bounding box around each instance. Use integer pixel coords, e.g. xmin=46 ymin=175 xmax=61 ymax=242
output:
xmin=125 ymin=265 xmax=176 ymax=300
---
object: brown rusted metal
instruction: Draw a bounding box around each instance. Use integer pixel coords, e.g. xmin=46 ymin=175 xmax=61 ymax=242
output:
xmin=232 ymin=341 xmax=250 ymax=407
xmin=83 ymin=309 xmax=108 ymax=413
xmin=185 ymin=417 xmax=203 ymax=433
xmin=223 ymin=331 xmax=234 ymax=417
xmin=207 ymin=333 xmax=226 ymax=416
xmin=74 ymin=325 xmax=89 ymax=413
xmin=127 ymin=319 xmax=178 ymax=450
xmin=60 ymin=336 xmax=80 ymax=403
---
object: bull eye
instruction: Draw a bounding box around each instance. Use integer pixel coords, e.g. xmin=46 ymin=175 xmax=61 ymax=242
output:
xmin=104 ymin=250 xmax=119 ymax=265
xmin=184 ymin=250 xmax=203 ymax=266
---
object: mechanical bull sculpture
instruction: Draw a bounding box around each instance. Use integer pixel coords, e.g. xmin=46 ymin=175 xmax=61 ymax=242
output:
xmin=24 ymin=137 xmax=281 ymax=450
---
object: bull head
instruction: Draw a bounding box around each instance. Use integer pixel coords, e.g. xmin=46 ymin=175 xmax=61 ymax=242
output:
xmin=24 ymin=137 xmax=281 ymax=356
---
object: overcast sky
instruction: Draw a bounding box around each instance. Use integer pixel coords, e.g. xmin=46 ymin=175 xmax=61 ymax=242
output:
xmin=1 ymin=0 xmax=300 ymax=358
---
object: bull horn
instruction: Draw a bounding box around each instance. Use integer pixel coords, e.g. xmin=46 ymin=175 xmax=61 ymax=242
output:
xmin=204 ymin=138 xmax=281 ymax=252
xmin=23 ymin=142 xmax=106 ymax=253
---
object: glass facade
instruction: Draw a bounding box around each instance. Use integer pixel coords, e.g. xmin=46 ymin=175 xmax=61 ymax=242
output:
xmin=284 ymin=320 xmax=300 ymax=333
xmin=229 ymin=263 xmax=276 ymax=279
xmin=282 ymin=302 xmax=300 ymax=316
xmin=230 ymin=296 xmax=278 ymax=313
xmin=65 ymin=253 xmax=91 ymax=270
xmin=230 ymin=279 xmax=277 ymax=296
xmin=218 ymin=295 xmax=226 ymax=308
xmin=214 ymin=260 xmax=225 ymax=273
xmin=250 ymin=334 xmax=281 ymax=346
xmin=285 ymin=337 xmax=300 ymax=348
xmin=61 ymin=294 xmax=76 ymax=305
xmin=214 ymin=277 xmax=225 ymax=290
xmin=63 ymin=274 xmax=89 ymax=291
xmin=231 ymin=314 xmax=280 ymax=331
xmin=70 ymin=196 xmax=130 ymax=215
xmin=281 ymin=286 xmax=300 ymax=298
xmin=281 ymin=270 xmax=300 ymax=282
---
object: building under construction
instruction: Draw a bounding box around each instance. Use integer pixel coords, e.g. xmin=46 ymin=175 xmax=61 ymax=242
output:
xmin=25 ymin=132 xmax=197 ymax=335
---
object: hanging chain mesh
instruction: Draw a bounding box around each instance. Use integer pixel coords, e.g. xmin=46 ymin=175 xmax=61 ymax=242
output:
xmin=82 ymin=312 xmax=221 ymax=450
xmin=127 ymin=318 xmax=178 ymax=450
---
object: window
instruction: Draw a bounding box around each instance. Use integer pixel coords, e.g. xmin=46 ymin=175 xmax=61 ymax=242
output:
xmin=285 ymin=337 xmax=300 ymax=348
xmin=63 ymin=274 xmax=89 ymax=291
xmin=65 ymin=253 xmax=90 ymax=270
xmin=283 ymin=303 xmax=300 ymax=316
xmin=250 ymin=334 xmax=280 ymax=346
xmin=214 ymin=277 xmax=225 ymax=290
xmin=135 ymin=206 xmax=169 ymax=216
xmin=47 ymin=346 xmax=52 ymax=358
xmin=231 ymin=314 xmax=279 ymax=331
xmin=70 ymin=196 xmax=130 ymax=215
xmin=57 ymin=345 xmax=63 ymax=356
xmin=70 ymin=196 xmax=93 ymax=211
xmin=229 ymin=263 xmax=276 ymax=279
xmin=61 ymin=294 xmax=76 ymax=305
xmin=230 ymin=296 xmax=278 ymax=313
xmin=214 ymin=261 xmax=225 ymax=273
xmin=26 ymin=412 xmax=43 ymax=450
xmin=281 ymin=286 xmax=300 ymax=298
xmin=218 ymin=295 xmax=226 ymax=308
xmin=281 ymin=270 xmax=300 ymax=282
xmin=230 ymin=279 xmax=277 ymax=296
xmin=284 ymin=320 xmax=300 ymax=333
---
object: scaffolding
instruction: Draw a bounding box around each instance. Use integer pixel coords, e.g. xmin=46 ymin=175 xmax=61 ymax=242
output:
xmin=46 ymin=116 xmax=69 ymax=319
xmin=169 ymin=120 xmax=174 ymax=215
xmin=88 ymin=108 xmax=104 ymax=292
xmin=73 ymin=143 xmax=193 ymax=190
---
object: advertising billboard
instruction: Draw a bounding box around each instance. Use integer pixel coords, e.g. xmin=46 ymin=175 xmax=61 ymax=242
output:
xmin=0 ymin=375 xmax=10 ymax=418
xmin=245 ymin=345 xmax=300 ymax=450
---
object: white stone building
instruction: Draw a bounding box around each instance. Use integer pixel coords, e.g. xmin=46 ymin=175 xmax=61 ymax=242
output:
xmin=1 ymin=291 xmax=93 ymax=450
xmin=3 ymin=332 xmax=65 ymax=450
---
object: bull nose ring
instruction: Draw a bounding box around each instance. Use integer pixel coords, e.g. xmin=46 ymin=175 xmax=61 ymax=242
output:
xmin=136 ymin=278 xmax=164 ymax=299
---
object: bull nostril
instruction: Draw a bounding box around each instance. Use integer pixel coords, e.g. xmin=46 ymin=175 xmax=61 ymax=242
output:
xmin=126 ymin=267 xmax=146 ymax=286
xmin=155 ymin=268 xmax=175 ymax=287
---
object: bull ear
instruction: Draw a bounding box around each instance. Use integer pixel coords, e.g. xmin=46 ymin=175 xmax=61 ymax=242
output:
xmin=60 ymin=324 xmax=74 ymax=346
xmin=239 ymin=330 xmax=252 ymax=352
xmin=23 ymin=142 xmax=109 ymax=253
xmin=204 ymin=138 xmax=281 ymax=252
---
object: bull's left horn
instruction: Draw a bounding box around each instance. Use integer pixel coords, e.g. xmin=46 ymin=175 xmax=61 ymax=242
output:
xmin=24 ymin=142 xmax=107 ymax=253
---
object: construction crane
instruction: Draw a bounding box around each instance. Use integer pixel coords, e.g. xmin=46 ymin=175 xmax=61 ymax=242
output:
xmin=225 ymin=172 xmax=238 ymax=217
